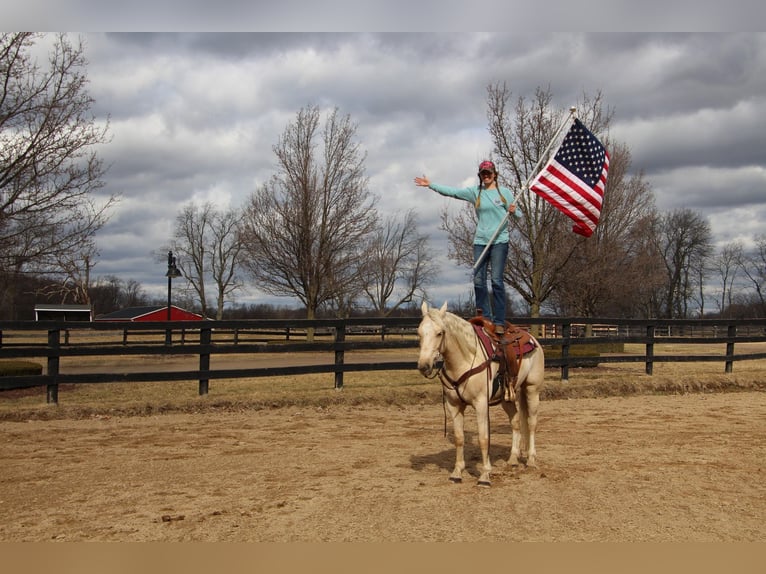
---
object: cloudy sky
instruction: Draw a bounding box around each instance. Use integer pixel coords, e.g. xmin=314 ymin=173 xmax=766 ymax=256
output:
xmin=21 ymin=30 xmax=766 ymax=309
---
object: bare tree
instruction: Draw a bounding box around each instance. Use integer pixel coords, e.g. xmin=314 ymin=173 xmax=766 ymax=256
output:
xmin=359 ymin=210 xmax=436 ymax=315
xmin=122 ymin=278 xmax=146 ymax=308
xmin=0 ymin=33 xmax=116 ymax=318
xmin=172 ymin=203 xmax=212 ymax=317
xmin=172 ymin=202 xmax=244 ymax=320
xmin=712 ymin=241 xmax=744 ymax=316
xmin=209 ymin=208 xmax=244 ymax=319
xmin=651 ymin=208 xmax=713 ymax=318
xmin=740 ymin=234 xmax=766 ymax=315
xmin=37 ymin=241 xmax=98 ymax=305
xmin=240 ymin=106 xmax=378 ymax=324
xmin=88 ymin=275 xmax=147 ymax=315
xmin=89 ymin=275 xmax=122 ymax=315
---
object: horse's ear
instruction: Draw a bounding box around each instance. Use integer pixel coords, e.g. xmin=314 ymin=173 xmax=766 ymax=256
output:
xmin=439 ymin=301 xmax=448 ymax=315
xmin=421 ymin=301 xmax=429 ymax=317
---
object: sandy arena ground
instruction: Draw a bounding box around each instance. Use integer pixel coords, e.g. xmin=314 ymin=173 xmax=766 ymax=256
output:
xmin=1 ymin=391 xmax=765 ymax=542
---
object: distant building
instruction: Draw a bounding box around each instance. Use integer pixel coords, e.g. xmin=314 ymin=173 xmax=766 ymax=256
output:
xmin=94 ymin=305 xmax=205 ymax=322
xmin=34 ymin=304 xmax=93 ymax=322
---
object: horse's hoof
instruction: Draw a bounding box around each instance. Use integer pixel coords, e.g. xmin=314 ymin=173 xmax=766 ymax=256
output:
xmin=477 ymin=480 xmax=491 ymax=488
xmin=449 ymin=476 xmax=462 ymax=483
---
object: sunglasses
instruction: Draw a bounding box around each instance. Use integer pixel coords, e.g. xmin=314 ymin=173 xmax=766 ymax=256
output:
xmin=478 ymin=170 xmax=494 ymax=177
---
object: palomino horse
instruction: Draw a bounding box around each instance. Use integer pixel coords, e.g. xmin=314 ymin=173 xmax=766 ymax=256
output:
xmin=417 ymin=301 xmax=544 ymax=487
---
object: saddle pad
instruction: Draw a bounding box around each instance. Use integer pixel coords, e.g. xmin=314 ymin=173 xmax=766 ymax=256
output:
xmin=472 ymin=323 xmax=536 ymax=358
xmin=473 ymin=324 xmax=496 ymax=357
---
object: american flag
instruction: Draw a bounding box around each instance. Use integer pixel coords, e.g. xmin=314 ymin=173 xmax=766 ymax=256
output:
xmin=529 ymin=118 xmax=609 ymax=237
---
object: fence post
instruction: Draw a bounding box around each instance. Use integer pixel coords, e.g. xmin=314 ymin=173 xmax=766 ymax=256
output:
xmin=334 ymin=323 xmax=345 ymax=390
xmin=645 ymin=324 xmax=655 ymax=375
xmin=725 ymin=324 xmax=736 ymax=374
xmin=47 ymin=328 xmax=61 ymax=404
xmin=199 ymin=325 xmax=211 ymax=395
xmin=560 ymin=322 xmax=571 ymax=383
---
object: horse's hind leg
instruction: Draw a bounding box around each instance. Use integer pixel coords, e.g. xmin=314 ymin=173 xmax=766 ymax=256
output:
xmin=501 ymin=400 xmax=522 ymax=467
xmin=524 ymin=387 xmax=541 ymax=468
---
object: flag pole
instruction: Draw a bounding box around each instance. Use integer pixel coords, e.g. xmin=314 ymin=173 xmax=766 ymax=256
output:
xmin=472 ymin=106 xmax=578 ymax=274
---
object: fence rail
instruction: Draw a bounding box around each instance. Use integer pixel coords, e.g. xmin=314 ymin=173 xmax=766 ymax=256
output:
xmin=1 ymin=316 xmax=765 ymax=404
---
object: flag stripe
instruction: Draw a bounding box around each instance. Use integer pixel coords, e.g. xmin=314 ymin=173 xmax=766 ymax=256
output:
xmin=535 ymin=190 xmax=598 ymax=231
xmin=536 ymin=162 xmax=603 ymax=222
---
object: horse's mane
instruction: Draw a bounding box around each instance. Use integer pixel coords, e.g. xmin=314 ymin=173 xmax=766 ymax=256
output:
xmin=426 ymin=309 xmax=477 ymax=356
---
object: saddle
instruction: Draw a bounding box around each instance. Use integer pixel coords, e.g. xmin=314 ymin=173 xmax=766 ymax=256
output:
xmin=469 ymin=312 xmax=537 ymax=402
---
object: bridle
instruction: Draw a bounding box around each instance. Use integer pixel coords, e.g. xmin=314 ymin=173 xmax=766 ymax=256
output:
xmin=420 ymin=318 xmax=445 ymax=380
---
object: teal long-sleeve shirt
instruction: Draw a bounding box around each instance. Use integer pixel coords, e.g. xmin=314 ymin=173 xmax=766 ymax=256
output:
xmin=428 ymin=183 xmax=522 ymax=245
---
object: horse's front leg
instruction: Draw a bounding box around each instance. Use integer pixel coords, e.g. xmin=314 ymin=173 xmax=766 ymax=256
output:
xmin=447 ymin=402 xmax=466 ymax=483
xmin=476 ymin=398 xmax=492 ymax=487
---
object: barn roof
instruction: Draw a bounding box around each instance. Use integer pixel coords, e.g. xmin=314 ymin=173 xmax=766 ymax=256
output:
xmin=34 ymin=304 xmax=93 ymax=312
xmin=95 ymin=306 xmax=164 ymax=320
xmin=94 ymin=305 xmax=206 ymax=321
xmin=34 ymin=304 xmax=93 ymax=321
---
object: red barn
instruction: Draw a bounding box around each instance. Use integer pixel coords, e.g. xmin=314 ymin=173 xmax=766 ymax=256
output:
xmin=94 ymin=305 xmax=206 ymax=322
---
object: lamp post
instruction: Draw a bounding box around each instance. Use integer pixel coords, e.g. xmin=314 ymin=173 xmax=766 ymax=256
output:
xmin=165 ymin=250 xmax=182 ymax=344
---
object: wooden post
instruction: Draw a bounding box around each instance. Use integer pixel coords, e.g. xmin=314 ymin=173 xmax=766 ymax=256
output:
xmin=199 ymin=326 xmax=211 ymax=395
xmin=334 ymin=323 xmax=345 ymax=390
xmin=47 ymin=328 xmax=60 ymax=404
xmin=645 ymin=324 xmax=655 ymax=375
xmin=725 ymin=324 xmax=736 ymax=374
xmin=560 ymin=322 xmax=571 ymax=383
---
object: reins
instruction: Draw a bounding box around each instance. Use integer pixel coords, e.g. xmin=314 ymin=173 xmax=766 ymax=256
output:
xmin=437 ymin=324 xmax=492 ymax=402
xmin=438 ymin=358 xmax=493 ymax=391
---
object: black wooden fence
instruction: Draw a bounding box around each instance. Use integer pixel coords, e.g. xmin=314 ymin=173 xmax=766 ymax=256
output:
xmin=1 ymin=316 xmax=765 ymax=404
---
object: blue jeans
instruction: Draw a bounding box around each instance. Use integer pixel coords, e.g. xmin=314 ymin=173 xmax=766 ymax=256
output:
xmin=473 ymin=243 xmax=508 ymax=326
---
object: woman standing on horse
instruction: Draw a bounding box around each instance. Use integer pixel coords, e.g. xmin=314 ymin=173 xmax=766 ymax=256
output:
xmin=414 ymin=160 xmax=521 ymax=334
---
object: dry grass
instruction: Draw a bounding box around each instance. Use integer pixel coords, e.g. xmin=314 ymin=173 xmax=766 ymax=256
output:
xmin=1 ymin=341 xmax=765 ymax=421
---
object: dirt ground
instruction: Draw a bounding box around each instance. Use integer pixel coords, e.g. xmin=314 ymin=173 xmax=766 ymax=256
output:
xmin=1 ymin=390 xmax=764 ymax=542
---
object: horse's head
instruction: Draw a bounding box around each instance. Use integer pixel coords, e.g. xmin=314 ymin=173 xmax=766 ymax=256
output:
xmin=417 ymin=301 xmax=448 ymax=378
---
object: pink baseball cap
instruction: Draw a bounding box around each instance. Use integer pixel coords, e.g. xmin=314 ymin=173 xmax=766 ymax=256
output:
xmin=478 ymin=160 xmax=495 ymax=172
